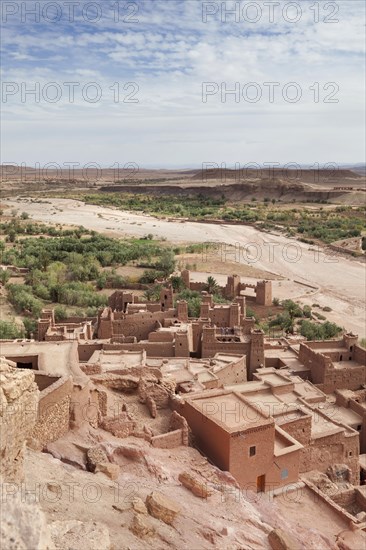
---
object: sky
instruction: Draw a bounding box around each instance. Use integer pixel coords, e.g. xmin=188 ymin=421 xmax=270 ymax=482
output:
xmin=1 ymin=0 xmax=365 ymax=168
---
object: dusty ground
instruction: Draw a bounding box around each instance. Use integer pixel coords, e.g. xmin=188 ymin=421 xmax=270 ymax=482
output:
xmin=20 ymin=434 xmax=356 ymax=550
xmin=3 ymin=198 xmax=366 ymax=337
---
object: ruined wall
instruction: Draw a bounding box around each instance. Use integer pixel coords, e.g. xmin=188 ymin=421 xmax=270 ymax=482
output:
xmin=32 ymin=375 xmax=73 ymax=447
xmin=0 ymin=361 xmax=39 ymax=481
xmin=70 ymin=382 xmax=99 ymax=429
xmin=151 ymin=429 xmax=184 ymax=448
xmin=299 ymin=431 xmax=359 ymax=485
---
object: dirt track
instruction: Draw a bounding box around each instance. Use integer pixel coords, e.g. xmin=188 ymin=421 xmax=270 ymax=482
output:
xmin=5 ymin=198 xmax=366 ymax=337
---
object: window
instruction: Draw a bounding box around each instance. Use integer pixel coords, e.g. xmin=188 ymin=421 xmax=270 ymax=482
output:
xmin=348 ymin=451 xmax=353 ymax=457
xmin=281 ymin=469 xmax=288 ymax=480
xmin=249 ymin=446 xmax=256 ymax=457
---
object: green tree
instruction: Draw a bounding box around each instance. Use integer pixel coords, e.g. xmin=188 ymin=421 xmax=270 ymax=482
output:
xmin=205 ymin=276 xmax=220 ymax=294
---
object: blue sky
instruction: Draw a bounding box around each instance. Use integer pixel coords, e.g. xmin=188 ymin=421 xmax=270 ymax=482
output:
xmin=1 ymin=0 xmax=365 ymax=168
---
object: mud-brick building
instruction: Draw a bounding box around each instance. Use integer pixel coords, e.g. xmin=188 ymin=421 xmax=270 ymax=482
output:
xmin=299 ymin=333 xmax=366 ymax=393
xmin=183 ymin=389 xmax=302 ymax=492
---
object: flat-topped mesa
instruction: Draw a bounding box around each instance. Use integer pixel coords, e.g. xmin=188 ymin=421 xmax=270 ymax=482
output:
xmin=0 ymin=358 xmax=39 ymax=481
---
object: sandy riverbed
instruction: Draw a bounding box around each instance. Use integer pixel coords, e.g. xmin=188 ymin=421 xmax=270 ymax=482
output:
xmin=4 ymin=198 xmax=366 ymax=337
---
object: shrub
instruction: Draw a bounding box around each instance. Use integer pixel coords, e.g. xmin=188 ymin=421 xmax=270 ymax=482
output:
xmin=54 ymin=305 xmax=67 ymax=322
xmin=0 ymin=320 xmax=24 ymax=339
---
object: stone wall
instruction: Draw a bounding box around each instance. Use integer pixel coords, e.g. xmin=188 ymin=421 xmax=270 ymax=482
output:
xmin=0 ymin=360 xmax=39 ymax=481
xmin=151 ymin=429 xmax=184 ymax=448
xmin=32 ymin=375 xmax=73 ymax=447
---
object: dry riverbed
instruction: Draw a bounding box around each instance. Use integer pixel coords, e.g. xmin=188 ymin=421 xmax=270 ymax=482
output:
xmin=4 ymin=197 xmax=366 ymax=337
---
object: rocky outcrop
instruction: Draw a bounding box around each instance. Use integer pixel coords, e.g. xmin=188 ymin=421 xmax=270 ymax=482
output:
xmin=178 ymin=471 xmax=213 ymax=498
xmin=146 ymin=395 xmax=157 ymax=418
xmin=94 ymin=462 xmax=120 ymax=480
xmin=49 ymin=520 xmax=111 ymax=549
xmin=145 ymin=491 xmax=180 ymax=525
xmin=268 ymin=528 xmax=298 ymax=550
xmin=130 ymin=513 xmax=155 ymax=539
xmin=0 ymin=483 xmax=54 ymax=549
xmin=0 ymin=359 xmax=39 ymax=481
xmin=86 ymin=446 xmax=108 ymax=472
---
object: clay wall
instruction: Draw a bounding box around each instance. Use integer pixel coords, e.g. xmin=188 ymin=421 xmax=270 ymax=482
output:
xmin=229 ymin=423 xmax=275 ymax=488
xmin=214 ymin=356 xmax=247 ymax=386
xmin=321 ymin=365 xmax=366 ymax=394
xmin=182 ymin=401 xmax=230 ymax=471
xmin=354 ymin=344 xmax=366 ymax=364
xmin=279 ymin=415 xmax=312 ymax=446
xmin=78 ymin=343 xmax=102 ymax=362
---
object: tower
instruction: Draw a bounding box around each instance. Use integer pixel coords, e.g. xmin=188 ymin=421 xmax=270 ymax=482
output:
xmin=249 ymin=329 xmax=265 ymax=380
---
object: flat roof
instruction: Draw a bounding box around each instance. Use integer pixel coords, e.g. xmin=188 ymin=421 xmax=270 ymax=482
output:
xmin=1 ymin=340 xmax=85 ymax=381
xmin=323 ymin=404 xmax=362 ymax=427
xmin=187 ymin=391 xmax=273 ymax=433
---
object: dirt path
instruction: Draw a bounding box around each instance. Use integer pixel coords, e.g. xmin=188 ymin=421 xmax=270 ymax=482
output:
xmin=5 ymin=198 xmax=366 ymax=337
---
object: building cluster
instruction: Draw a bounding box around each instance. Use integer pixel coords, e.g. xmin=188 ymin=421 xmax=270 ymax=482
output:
xmin=1 ymin=273 xmax=366 ymax=527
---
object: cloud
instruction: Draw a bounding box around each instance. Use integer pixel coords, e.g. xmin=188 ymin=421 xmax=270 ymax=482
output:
xmin=1 ymin=0 xmax=365 ymax=166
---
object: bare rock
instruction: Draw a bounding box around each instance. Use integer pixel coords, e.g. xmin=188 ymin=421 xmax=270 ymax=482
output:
xmin=356 ymin=511 xmax=366 ymax=522
xmin=132 ymin=497 xmax=148 ymax=515
xmin=49 ymin=520 xmax=111 ymax=550
xmin=146 ymin=395 xmax=157 ymax=418
xmin=112 ymin=444 xmax=146 ymax=463
xmin=130 ymin=513 xmax=155 ymax=539
xmin=0 ymin=486 xmax=54 ymax=550
xmin=178 ymin=471 xmax=213 ymax=498
xmin=268 ymin=528 xmax=298 ymax=550
xmin=146 ymin=491 xmax=180 ymax=525
xmin=86 ymin=446 xmax=108 ymax=472
xmin=94 ymin=462 xmax=120 ymax=481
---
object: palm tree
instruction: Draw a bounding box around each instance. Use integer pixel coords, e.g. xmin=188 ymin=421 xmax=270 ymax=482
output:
xmin=205 ymin=276 xmax=220 ymax=294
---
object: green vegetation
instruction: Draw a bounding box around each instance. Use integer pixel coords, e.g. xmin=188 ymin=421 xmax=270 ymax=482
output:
xmin=299 ymin=320 xmax=342 ymax=340
xmin=79 ymin=193 xmax=226 ymax=219
xmin=1 ymin=222 xmax=177 ymax=332
xmin=0 ymin=320 xmax=24 ymax=340
xmin=68 ymin=193 xmax=366 ymax=246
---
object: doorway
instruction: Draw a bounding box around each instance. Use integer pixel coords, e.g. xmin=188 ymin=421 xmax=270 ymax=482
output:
xmin=256 ymin=474 xmax=265 ymax=493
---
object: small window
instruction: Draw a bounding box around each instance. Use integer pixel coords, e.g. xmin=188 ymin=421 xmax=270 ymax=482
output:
xmin=348 ymin=450 xmax=353 ymax=457
xmin=249 ymin=446 xmax=256 ymax=457
xmin=281 ymin=469 xmax=288 ymax=480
